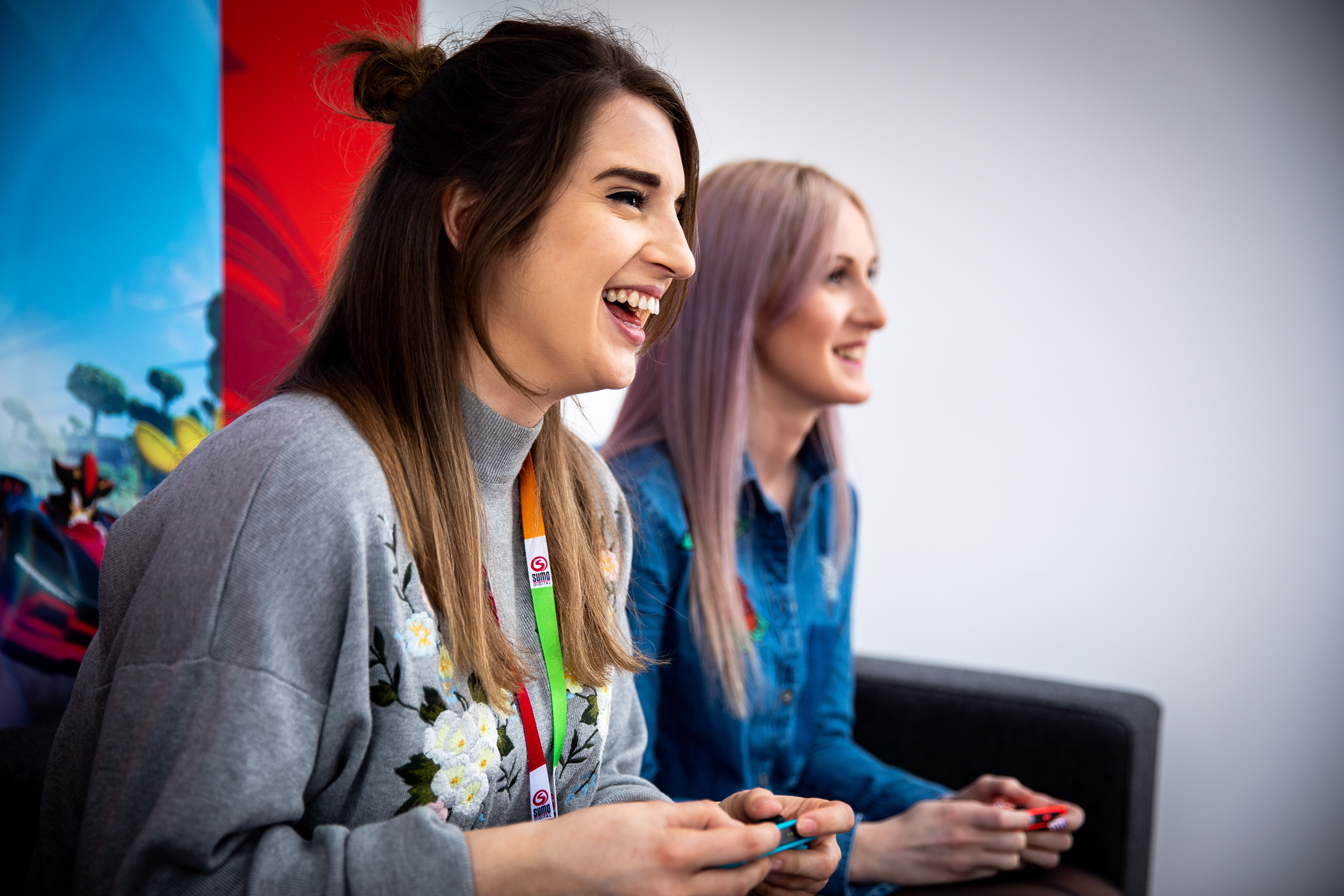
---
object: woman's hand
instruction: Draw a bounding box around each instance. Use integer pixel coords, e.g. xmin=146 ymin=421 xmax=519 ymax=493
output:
xmin=719 ymin=788 xmax=855 ymax=896
xmin=465 ymin=799 xmax=780 ymax=896
xmin=953 ymin=774 xmax=1085 ymax=869
xmin=848 ymin=798 xmax=1031 ymax=886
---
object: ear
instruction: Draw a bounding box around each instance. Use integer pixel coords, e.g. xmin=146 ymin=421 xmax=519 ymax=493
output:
xmin=441 ymin=180 xmax=481 ymax=250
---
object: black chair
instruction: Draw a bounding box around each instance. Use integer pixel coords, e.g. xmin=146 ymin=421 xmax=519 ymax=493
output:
xmin=0 ymin=719 xmax=59 ymax=881
xmin=852 ymin=656 xmax=1160 ymax=896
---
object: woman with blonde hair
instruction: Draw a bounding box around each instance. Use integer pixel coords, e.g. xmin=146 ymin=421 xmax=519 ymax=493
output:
xmin=606 ymin=160 xmax=1117 ymax=895
xmin=27 ymin=25 xmax=849 ymax=896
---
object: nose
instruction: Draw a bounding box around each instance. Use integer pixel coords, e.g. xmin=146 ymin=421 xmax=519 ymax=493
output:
xmin=854 ymin=278 xmax=887 ymax=331
xmin=645 ymin=206 xmax=696 ymax=282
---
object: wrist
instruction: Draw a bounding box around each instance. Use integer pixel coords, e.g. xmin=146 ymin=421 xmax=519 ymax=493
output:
xmin=848 ymin=820 xmax=881 ymax=884
xmin=466 ymin=821 xmax=548 ymax=895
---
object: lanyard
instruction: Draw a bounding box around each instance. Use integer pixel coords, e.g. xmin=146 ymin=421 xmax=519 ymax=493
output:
xmin=515 ymin=453 xmax=566 ymax=820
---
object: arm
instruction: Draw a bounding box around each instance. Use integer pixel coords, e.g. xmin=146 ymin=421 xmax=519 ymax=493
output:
xmin=59 ymin=437 xmax=473 ymax=896
xmin=588 ymin=450 xmax=673 ymax=804
xmin=794 ymin=491 xmax=948 ymax=820
xmin=610 ymin=454 xmax=687 ymax=783
xmin=791 ymin=489 xmax=946 ymax=895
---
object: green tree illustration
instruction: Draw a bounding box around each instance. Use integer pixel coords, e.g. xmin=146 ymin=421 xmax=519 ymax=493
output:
xmin=126 ymin=397 xmax=172 ymax=433
xmin=2 ymin=396 xmax=33 ymax=441
xmin=147 ymin=368 xmax=185 ymax=415
xmin=66 ymin=363 xmax=127 ymax=439
xmin=206 ymin=291 xmax=221 ymax=399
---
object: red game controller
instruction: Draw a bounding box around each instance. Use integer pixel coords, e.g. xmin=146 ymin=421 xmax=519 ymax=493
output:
xmin=993 ymin=801 xmax=1070 ymax=832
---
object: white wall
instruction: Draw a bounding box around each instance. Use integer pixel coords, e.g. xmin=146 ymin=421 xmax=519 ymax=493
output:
xmin=424 ymin=3 xmax=1344 ymax=893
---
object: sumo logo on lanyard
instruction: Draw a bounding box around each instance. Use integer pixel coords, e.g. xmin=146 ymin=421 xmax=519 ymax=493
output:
xmin=516 ymin=454 xmax=566 ymax=822
xmin=528 ymin=549 xmax=551 ymax=587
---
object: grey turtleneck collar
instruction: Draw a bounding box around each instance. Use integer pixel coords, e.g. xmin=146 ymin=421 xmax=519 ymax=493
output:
xmin=460 ymin=388 xmax=543 ymax=485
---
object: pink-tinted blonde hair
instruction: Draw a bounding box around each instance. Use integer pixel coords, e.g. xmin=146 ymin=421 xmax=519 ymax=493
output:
xmin=603 ymin=160 xmax=864 ymax=715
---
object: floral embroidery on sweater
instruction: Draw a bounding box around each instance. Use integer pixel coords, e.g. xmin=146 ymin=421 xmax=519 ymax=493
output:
xmin=368 ymin=517 xmax=619 ymax=821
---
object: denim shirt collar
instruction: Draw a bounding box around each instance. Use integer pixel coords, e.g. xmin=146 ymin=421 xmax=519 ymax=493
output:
xmin=740 ymin=430 xmax=835 ymax=527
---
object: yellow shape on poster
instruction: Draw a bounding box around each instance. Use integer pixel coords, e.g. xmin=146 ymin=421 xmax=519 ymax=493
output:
xmin=174 ymin=415 xmax=208 ymax=455
xmin=134 ymin=422 xmax=180 ymax=474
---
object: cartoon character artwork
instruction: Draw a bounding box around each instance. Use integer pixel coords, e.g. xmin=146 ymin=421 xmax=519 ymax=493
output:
xmin=0 ymin=453 xmax=115 ymax=727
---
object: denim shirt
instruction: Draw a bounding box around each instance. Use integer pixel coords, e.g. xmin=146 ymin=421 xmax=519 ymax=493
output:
xmin=609 ymin=439 xmax=950 ymax=896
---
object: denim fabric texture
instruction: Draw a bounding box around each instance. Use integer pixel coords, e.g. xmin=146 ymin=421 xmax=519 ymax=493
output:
xmin=609 ymin=439 xmax=951 ymax=895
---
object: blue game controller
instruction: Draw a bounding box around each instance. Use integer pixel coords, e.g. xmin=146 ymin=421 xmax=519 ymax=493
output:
xmin=719 ymin=815 xmax=816 ymax=868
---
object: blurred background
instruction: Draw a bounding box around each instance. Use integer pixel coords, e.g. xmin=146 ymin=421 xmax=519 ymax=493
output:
xmin=2 ymin=1 xmax=1340 ymax=893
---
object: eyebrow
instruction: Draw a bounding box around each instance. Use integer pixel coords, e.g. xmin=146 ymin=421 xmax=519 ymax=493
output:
xmin=594 ymin=166 xmax=662 ymax=188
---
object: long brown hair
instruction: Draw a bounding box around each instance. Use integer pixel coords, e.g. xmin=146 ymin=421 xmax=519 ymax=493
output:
xmin=279 ymin=18 xmax=699 ymax=707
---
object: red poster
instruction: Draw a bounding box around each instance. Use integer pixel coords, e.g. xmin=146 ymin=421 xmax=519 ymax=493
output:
xmin=222 ymin=0 xmax=417 ymax=419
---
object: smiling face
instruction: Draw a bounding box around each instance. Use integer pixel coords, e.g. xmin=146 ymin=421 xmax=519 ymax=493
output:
xmin=754 ymin=199 xmax=887 ymax=410
xmin=478 ymin=92 xmax=693 ymax=403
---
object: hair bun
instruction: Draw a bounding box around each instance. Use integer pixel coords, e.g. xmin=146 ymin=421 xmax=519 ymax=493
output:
xmin=332 ymin=34 xmax=447 ymax=124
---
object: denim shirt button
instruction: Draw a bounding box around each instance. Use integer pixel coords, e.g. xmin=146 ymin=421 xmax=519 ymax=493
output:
xmin=780 ymin=688 xmax=795 ymax=705
xmin=758 ymin=772 xmax=769 ymax=787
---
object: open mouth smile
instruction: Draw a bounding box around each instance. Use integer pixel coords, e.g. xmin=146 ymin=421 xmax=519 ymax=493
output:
xmin=602 ymin=288 xmax=661 ymax=319
xmin=833 ymin=343 xmax=865 ymax=363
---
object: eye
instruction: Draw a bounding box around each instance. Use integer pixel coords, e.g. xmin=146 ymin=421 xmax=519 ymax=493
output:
xmin=826 ymin=267 xmax=847 ymax=285
xmin=608 ymin=189 xmax=647 ymax=209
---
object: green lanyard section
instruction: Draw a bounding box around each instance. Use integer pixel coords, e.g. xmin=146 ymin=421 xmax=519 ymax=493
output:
xmin=519 ymin=454 xmax=566 ymax=768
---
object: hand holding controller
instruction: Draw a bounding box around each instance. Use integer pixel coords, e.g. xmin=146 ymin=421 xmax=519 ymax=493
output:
xmin=991 ymin=799 xmax=1070 ymax=832
xmin=718 ymin=815 xmax=816 ymax=868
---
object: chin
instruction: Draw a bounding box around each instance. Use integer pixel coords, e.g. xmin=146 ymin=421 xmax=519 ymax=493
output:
xmin=584 ymin=366 xmax=636 ymax=394
xmin=829 ymin=379 xmax=872 ymax=406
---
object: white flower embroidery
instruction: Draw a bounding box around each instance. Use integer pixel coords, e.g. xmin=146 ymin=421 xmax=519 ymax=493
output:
xmin=432 ymin=762 xmax=470 ymax=803
xmin=599 ymin=549 xmax=619 ymax=582
xmin=820 ymin=555 xmax=839 ymax=604
xmin=456 ymin=772 xmax=489 ymax=810
xmin=425 ymin=717 xmax=469 ymax=766
xmin=467 ymin=703 xmax=496 ymax=742
xmin=564 ymin=669 xmax=585 ymax=696
xmin=472 ymin=739 xmax=501 ymax=775
xmin=395 ymin=611 xmax=439 ymax=657
xmin=596 ymin=679 xmax=613 ymax=741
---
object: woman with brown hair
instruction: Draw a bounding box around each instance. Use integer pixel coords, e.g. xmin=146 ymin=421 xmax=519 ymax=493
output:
xmin=26 ymin=20 xmax=849 ymax=896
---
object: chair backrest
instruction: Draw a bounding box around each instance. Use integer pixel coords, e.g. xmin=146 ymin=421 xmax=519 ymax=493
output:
xmin=852 ymin=656 xmax=1160 ymax=896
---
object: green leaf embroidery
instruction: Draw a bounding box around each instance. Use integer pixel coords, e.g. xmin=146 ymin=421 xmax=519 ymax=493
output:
xmin=496 ymin=757 xmax=520 ymax=797
xmin=581 ymin=693 xmax=599 ymax=726
xmin=497 ymin=722 xmax=515 ymax=758
xmin=420 ymin=687 xmax=447 ymax=725
xmin=370 ymin=682 xmax=398 ymax=707
xmin=373 ymin=627 xmax=385 ymax=656
xmin=402 ymin=564 xmax=413 ymax=593
xmin=394 ymin=753 xmax=441 ymax=816
xmin=396 ymin=753 xmax=440 ymax=786
xmin=468 ymin=673 xmax=488 ymax=705
xmin=392 ymin=663 xmax=402 ymax=691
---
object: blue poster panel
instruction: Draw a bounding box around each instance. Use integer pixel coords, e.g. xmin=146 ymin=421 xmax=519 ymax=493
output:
xmin=0 ymin=0 xmax=220 ymax=726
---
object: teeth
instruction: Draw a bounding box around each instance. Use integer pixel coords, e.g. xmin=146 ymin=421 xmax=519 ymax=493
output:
xmin=602 ymin=289 xmax=661 ymax=315
xmin=834 ymin=345 xmax=864 ymax=361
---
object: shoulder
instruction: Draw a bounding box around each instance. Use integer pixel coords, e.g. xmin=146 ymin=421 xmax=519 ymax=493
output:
xmin=570 ymin=436 xmax=624 ymax=515
xmin=106 ymin=393 xmax=394 ymax=596
xmin=162 ymin=392 xmax=387 ymax=518
xmin=603 ymin=442 xmax=686 ymax=534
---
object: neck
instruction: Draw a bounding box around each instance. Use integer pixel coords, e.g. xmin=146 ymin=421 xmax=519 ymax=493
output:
xmin=465 ymin=342 xmax=556 ymax=428
xmin=746 ymin=372 xmax=823 ymax=516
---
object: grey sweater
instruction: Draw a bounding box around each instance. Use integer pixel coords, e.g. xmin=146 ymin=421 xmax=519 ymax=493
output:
xmin=27 ymin=391 xmax=665 ymax=896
